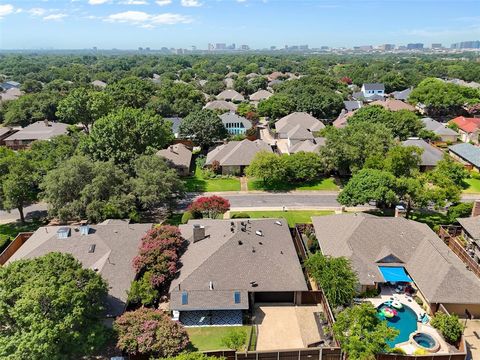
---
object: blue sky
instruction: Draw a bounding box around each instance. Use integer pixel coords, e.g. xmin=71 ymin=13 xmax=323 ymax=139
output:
xmin=0 ymin=0 xmax=479 ymax=49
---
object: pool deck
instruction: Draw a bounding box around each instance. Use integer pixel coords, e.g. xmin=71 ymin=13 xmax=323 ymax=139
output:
xmin=365 ymin=287 xmax=455 ymax=354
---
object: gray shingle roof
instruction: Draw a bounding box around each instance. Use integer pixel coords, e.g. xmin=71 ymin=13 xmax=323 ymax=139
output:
xmin=421 ymin=117 xmax=458 ymax=137
xmin=91 ymin=80 xmax=107 ymax=88
xmin=6 ymin=222 xmax=153 ymax=316
xmin=206 ymin=139 xmax=272 ymax=167
xmin=4 ymin=121 xmax=69 ymax=142
xmin=392 ymin=88 xmax=412 ymax=101
xmin=311 ymin=213 xmax=480 ymax=305
xmin=344 ymin=100 xmax=363 ymax=112
xmin=204 ymin=100 xmax=238 ymax=112
xmin=216 ymin=89 xmax=245 ymax=102
xmin=249 ymin=89 xmax=273 ymax=101
xmin=156 ymin=143 xmax=192 ymax=170
xmin=458 ymin=216 xmax=480 ymax=241
xmin=288 ymin=137 xmax=325 ymax=154
xmin=449 ymin=143 xmax=480 ymax=168
xmin=402 ymin=138 xmax=444 ymax=167
xmin=169 ymin=218 xmax=308 ymax=311
xmin=165 ymin=117 xmax=183 ymax=135
xmin=219 ymin=112 xmax=252 ymax=130
xmin=363 ymin=83 xmax=385 ymax=91
xmin=275 ymin=112 xmax=325 ymax=135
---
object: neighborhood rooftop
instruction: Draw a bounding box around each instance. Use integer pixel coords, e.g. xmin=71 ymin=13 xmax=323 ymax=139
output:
xmin=206 ymin=139 xmax=272 ymax=167
xmin=4 ymin=121 xmax=69 ymax=141
xmin=402 ymin=138 xmax=444 ymax=167
xmin=449 ymin=142 xmax=480 ymax=169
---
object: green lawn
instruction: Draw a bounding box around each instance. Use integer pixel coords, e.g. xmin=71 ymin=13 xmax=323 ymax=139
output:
xmin=184 ymin=167 xmax=241 ymax=192
xmin=366 ymin=209 xmax=449 ymax=229
xmin=463 ymin=177 xmax=480 ymax=193
xmin=247 ymin=177 xmax=338 ymax=191
xmin=187 ymin=326 xmax=251 ymax=351
xmin=230 ymin=210 xmax=334 ymax=226
xmin=0 ymin=220 xmax=45 ymax=253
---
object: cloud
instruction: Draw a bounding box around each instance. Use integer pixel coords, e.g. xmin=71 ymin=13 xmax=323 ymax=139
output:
xmin=89 ymin=0 xmax=110 ymax=4
xmin=43 ymin=13 xmax=67 ymax=20
xmin=156 ymin=0 xmax=172 ymax=5
xmin=0 ymin=4 xmax=14 ymax=18
xmin=181 ymin=0 xmax=201 ymax=7
xmin=236 ymin=0 xmax=247 ymax=2
xmin=120 ymin=0 xmax=149 ymax=4
xmin=105 ymin=10 xmax=192 ymax=27
xmin=28 ymin=8 xmax=47 ymax=16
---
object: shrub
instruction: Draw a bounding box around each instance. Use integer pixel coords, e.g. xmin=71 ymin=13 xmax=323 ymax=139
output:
xmin=221 ymin=329 xmax=247 ymax=350
xmin=115 ymin=308 xmax=189 ymax=357
xmin=414 ymin=296 xmax=423 ymax=306
xmin=231 ymin=212 xmax=250 ymax=219
xmin=211 ymin=160 xmax=221 ymax=174
xmin=447 ymin=202 xmax=473 ymax=223
xmin=127 ymin=271 xmax=159 ymax=306
xmin=390 ymin=348 xmax=406 ymax=354
xmin=306 ymin=234 xmax=319 ymax=253
xmin=188 ymin=196 xmax=230 ymax=219
xmin=431 ymin=312 xmax=464 ymax=344
xmin=181 ymin=211 xmax=193 ymax=224
xmin=162 ymin=353 xmax=222 ymax=360
xmin=471 ymin=171 xmax=480 ymax=180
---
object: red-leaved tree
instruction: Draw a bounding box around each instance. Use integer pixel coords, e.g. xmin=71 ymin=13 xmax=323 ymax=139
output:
xmin=132 ymin=225 xmax=184 ymax=287
xmin=115 ymin=307 xmax=189 ymax=357
xmin=188 ymin=195 xmax=230 ymax=219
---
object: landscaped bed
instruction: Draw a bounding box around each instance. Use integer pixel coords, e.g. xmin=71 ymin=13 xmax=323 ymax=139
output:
xmin=247 ymin=177 xmax=338 ymax=191
xmin=230 ymin=210 xmax=334 ymax=227
xmin=184 ymin=166 xmax=241 ymax=192
xmin=187 ymin=325 xmax=252 ymax=351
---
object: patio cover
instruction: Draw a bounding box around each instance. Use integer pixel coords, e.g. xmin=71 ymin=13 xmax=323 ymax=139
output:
xmin=378 ymin=266 xmax=412 ymax=283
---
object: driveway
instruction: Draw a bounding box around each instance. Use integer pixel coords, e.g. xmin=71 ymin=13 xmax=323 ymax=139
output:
xmin=464 ymin=319 xmax=480 ymax=360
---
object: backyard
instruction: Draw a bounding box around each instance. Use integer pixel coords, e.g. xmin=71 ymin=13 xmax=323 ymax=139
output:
xmin=247 ymin=177 xmax=338 ymax=191
xmin=463 ymin=177 xmax=480 ymax=193
xmin=184 ymin=166 xmax=241 ymax=192
xmin=0 ymin=220 xmax=44 ymax=253
xmin=230 ymin=210 xmax=334 ymax=227
xmin=187 ymin=326 xmax=253 ymax=351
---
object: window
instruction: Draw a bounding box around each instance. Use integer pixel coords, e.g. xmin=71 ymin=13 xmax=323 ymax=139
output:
xmin=182 ymin=291 xmax=188 ymax=305
xmin=234 ymin=291 xmax=241 ymax=304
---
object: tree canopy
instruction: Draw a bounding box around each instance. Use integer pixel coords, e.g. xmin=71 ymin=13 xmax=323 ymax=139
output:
xmin=179 ymin=109 xmax=228 ymax=149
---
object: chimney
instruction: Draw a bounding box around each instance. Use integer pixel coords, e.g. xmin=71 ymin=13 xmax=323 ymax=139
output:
xmin=192 ymin=224 xmax=205 ymax=242
xmin=170 ymin=145 xmax=177 ymax=154
xmin=43 ymin=119 xmax=50 ymax=127
xmin=394 ymin=205 xmax=406 ymax=218
xmin=472 ymin=200 xmax=480 ymax=217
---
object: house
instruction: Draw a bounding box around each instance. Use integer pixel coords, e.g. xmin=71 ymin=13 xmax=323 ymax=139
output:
xmin=360 ymin=83 xmax=385 ymax=98
xmin=370 ymin=98 xmax=416 ymax=112
xmin=204 ymin=100 xmax=238 ymax=112
xmin=0 ymin=80 xmax=20 ymax=90
xmin=246 ymin=72 xmax=259 ymax=79
xmin=216 ymin=89 xmax=245 ymax=102
xmin=249 ymin=89 xmax=273 ymax=103
xmin=449 ymin=143 xmax=480 ymax=172
xmin=91 ymin=80 xmax=107 ymax=89
xmin=156 ymin=143 xmax=193 ymax=176
xmin=450 ymin=116 xmax=480 ymax=144
xmin=206 ymin=139 xmax=272 ymax=175
xmin=421 ymin=117 xmax=458 ymax=143
xmin=0 ymin=87 xmax=22 ymax=102
xmin=6 ymin=220 xmax=153 ymax=319
xmin=275 ymin=112 xmax=325 ymax=143
xmin=401 ymin=138 xmax=444 ymax=171
xmin=333 ymin=110 xmax=355 ymax=128
xmin=166 ymin=117 xmax=183 ymax=138
xmin=219 ymin=112 xmax=252 ymax=135
xmin=225 ymin=71 xmax=237 ymax=78
xmin=169 ymin=218 xmax=308 ymax=326
xmin=3 ymin=121 xmax=69 ymax=150
xmin=343 ymin=100 xmax=363 ymax=112
xmin=457 ymin=201 xmax=480 ymax=265
xmin=288 ymin=137 xmax=325 ymax=154
xmin=391 ymin=87 xmax=413 ymax=101
xmin=267 ymin=72 xmax=286 ymax=81
xmin=311 ymin=213 xmax=480 ymax=317
xmin=0 ymin=127 xmax=18 ymax=146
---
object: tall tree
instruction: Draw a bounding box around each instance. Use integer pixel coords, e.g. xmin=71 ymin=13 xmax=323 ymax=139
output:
xmin=246 ymin=151 xmax=287 ymax=185
xmin=106 ymin=76 xmax=156 ymax=108
xmin=0 ymin=253 xmax=110 ymax=359
xmin=179 ymin=109 xmax=228 ymax=150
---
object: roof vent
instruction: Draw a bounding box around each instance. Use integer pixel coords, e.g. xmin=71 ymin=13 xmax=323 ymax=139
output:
xmin=250 ymin=281 xmax=258 ymax=288
xmin=88 ymin=244 xmax=96 ymax=253
xmin=274 ymin=221 xmax=282 ymax=226
xmin=193 ymin=224 xmax=206 ymax=243
xmin=255 ymin=230 xmax=263 ymax=236
xmin=57 ymin=227 xmax=70 ymax=239
xmin=238 ymin=240 xmax=243 ymax=245
xmin=209 ymin=281 xmax=214 ymax=290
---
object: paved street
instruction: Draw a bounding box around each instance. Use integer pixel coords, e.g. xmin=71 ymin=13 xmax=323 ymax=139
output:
xmin=0 ymin=202 xmax=48 ymax=224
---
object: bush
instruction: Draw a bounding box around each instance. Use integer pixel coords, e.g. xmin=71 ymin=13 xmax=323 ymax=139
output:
xmin=162 ymin=353 xmax=222 ymax=360
xmin=447 ymin=202 xmax=473 ymax=223
xmin=470 ymin=171 xmax=480 ymax=180
xmin=306 ymin=234 xmax=319 ymax=253
xmin=390 ymin=348 xmax=406 ymax=354
xmin=181 ymin=211 xmax=193 ymax=224
xmin=188 ymin=196 xmax=230 ymax=219
xmin=221 ymin=329 xmax=247 ymax=350
xmin=414 ymin=296 xmax=423 ymax=306
xmin=431 ymin=312 xmax=464 ymax=344
xmin=127 ymin=271 xmax=159 ymax=306
xmin=231 ymin=212 xmax=250 ymax=219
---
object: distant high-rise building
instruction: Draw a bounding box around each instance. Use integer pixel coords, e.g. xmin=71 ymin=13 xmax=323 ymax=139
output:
xmin=354 ymin=45 xmax=373 ymax=51
xmin=379 ymin=44 xmax=395 ymax=51
xmin=191 ymin=45 xmax=197 ymax=51
xmin=240 ymin=44 xmax=249 ymax=51
xmin=208 ymin=43 xmax=214 ymax=51
xmin=320 ymin=46 xmax=329 ymax=50
xmin=407 ymin=43 xmax=424 ymax=50
xmin=92 ymin=46 xmax=97 ymax=51
xmin=216 ymin=43 xmax=226 ymax=50
xmin=270 ymin=46 xmax=277 ymax=51
xmin=431 ymin=43 xmax=442 ymax=49
xmin=145 ymin=47 xmax=150 ymax=51
xmin=138 ymin=47 xmax=143 ymax=51
xmin=451 ymin=40 xmax=480 ymax=49
xmin=299 ymin=44 xmax=309 ymax=50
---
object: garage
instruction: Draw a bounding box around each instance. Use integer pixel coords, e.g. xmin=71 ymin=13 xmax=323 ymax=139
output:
xmin=254 ymin=291 xmax=294 ymax=303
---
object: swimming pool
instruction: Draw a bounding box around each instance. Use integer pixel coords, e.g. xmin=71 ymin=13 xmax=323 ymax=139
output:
xmin=413 ymin=333 xmax=437 ymax=349
xmin=377 ymin=302 xmax=418 ymax=347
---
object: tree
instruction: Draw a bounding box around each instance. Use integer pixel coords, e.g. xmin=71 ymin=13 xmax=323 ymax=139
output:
xmin=80 ymin=107 xmax=173 ymax=166
xmin=221 ymin=329 xmax=247 ymax=350
xmin=106 ymin=76 xmax=156 ymax=108
xmin=0 ymin=253 xmax=110 ymax=359
xmin=431 ymin=312 xmax=464 ymax=344
xmin=56 ymin=87 xmax=114 ymax=133
xmin=115 ymin=307 xmax=189 ymax=357
xmin=188 ymin=195 xmax=230 ymax=219
xmin=127 ymin=271 xmax=159 ymax=306
xmin=1 ymin=157 xmax=38 ymax=223
xmin=429 ymin=155 xmax=468 ymax=188
xmin=20 ymin=79 xmax=43 ymax=93
xmin=383 ymin=145 xmax=422 ymax=178
xmin=333 ymin=303 xmax=399 ymax=359
xmin=246 ymin=151 xmax=287 ymax=185
xmin=284 ymin=151 xmax=324 ymax=182
xmin=257 ymin=93 xmax=295 ymax=120
xmin=148 ymin=81 xmax=205 ymax=117
xmin=447 ymin=202 xmax=473 ymax=223
xmin=132 ymin=225 xmax=185 ymax=288
xmin=304 ymin=253 xmax=358 ymax=308
xmin=131 ymin=155 xmax=184 ymax=212
xmin=337 ymin=169 xmax=398 ymax=208
xmin=179 ymin=109 xmax=228 ymax=149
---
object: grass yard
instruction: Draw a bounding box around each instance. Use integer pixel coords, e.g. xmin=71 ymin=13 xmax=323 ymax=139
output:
xmin=0 ymin=220 xmax=45 ymax=253
xmin=366 ymin=208 xmax=449 ymax=229
xmin=184 ymin=166 xmax=241 ymax=192
xmin=463 ymin=177 xmax=480 ymax=193
xmin=247 ymin=177 xmax=338 ymax=191
xmin=230 ymin=210 xmax=334 ymax=227
xmin=187 ymin=326 xmax=251 ymax=351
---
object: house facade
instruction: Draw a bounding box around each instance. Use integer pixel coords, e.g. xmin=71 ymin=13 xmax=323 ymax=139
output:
xmin=449 ymin=143 xmax=480 ymax=172
xmin=156 ymin=143 xmax=193 ymax=176
xmin=219 ymin=112 xmax=252 ymax=135
xmin=450 ymin=116 xmax=480 ymax=144
xmin=401 ymin=138 xmax=444 ymax=171
xmin=361 ymin=83 xmax=385 ymax=98
xmin=421 ymin=117 xmax=458 ymax=143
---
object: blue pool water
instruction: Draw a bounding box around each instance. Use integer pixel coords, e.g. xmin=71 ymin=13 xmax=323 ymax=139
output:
xmin=377 ymin=303 xmax=418 ymax=347
xmin=413 ymin=333 xmax=436 ymax=349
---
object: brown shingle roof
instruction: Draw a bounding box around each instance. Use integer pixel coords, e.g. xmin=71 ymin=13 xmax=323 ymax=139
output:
xmin=206 ymin=139 xmax=272 ymax=167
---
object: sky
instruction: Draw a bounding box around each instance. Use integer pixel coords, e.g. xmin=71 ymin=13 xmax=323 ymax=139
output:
xmin=0 ymin=0 xmax=479 ymax=50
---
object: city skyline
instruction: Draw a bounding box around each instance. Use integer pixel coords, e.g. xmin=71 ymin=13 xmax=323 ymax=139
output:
xmin=0 ymin=0 xmax=479 ymax=50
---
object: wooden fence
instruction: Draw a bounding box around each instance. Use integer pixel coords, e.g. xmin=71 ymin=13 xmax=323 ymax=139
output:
xmin=205 ymin=347 xmax=343 ymax=360
xmin=0 ymin=232 xmax=33 ymax=265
